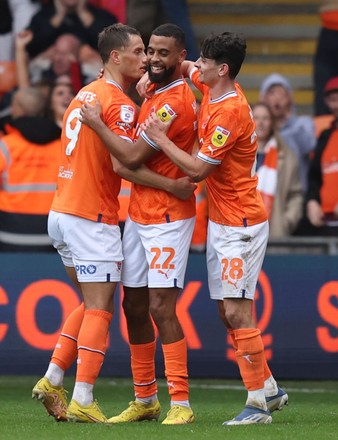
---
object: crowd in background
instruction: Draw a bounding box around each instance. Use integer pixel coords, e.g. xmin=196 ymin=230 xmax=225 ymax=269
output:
xmin=1 ymin=0 xmax=338 ymax=253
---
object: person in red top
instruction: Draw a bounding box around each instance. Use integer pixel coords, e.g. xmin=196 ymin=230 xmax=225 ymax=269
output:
xmin=80 ymin=23 xmax=197 ymax=425
xmin=31 ymin=23 xmax=195 ymax=424
xmin=143 ymin=31 xmax=289 ymax=425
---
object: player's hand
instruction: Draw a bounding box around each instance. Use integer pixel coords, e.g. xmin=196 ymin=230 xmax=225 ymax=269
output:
xmin=142 ymin=110 xmax=175 ymax=144
xmin=97 ymin=67 xmax=104 ymax=80
xmin=170 ymin=176 xmax=197 ymax=200
xmin=136 ymin=71 xmax=153 ymax=99
xmin=79 ymin=100 xmax=103 ymax=129
xmin=307 ymin=200 xmax=324 ymax=227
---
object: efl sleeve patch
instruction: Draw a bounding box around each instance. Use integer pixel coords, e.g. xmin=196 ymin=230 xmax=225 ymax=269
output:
xmin=211 ymin=126 xmax=230 ymax=147
xmin=157 ymin=104 xmax=176 ymax=122
xmin=120 ymin=105 xmax=135 ymax=123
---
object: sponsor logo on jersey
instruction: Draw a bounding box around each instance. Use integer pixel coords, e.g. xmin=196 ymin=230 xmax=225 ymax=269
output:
xmin=157 ymin=104 xmax=176 ymax=122
xmin=211 ymin=126 xmax=230 ymax=147
xmin=120 ymin=105 xmax=135 ymax=123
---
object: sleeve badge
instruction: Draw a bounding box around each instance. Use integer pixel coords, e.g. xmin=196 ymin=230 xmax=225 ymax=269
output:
xmin=157 ymin=104 xmax=176 ymax=122
xmin=211 ymin=126 xmax=230 ymax=147
xmin=120 ymin=105 xmax=135 ymax=123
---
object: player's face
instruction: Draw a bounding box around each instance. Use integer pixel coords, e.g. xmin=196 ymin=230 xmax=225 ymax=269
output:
xmin=252 ymin=105 xmax=273 ymax=143
xmin=325 ymin=91 xmax=338 ymax=118
xmin=147 ymin=35 xmax=185 ymax=84
xmin=194 ymin=56 xmax=219 ymax=87
xmin=119 ymin=35 xmax=147 ymax=81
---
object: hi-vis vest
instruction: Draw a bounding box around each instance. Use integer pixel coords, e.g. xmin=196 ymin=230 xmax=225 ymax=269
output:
xmin=0 ymin=131 xmax=60 ymax=247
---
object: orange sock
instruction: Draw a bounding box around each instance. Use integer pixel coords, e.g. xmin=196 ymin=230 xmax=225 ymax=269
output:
xmin=76 ymin=309 xmax=112 ymax=384
xmin=162 ymin=338 xmax=189 ymax=401
xmin=51 ymin=303 xmax=85 ymax=370
xmin=229 ymin=328 xmax=272 ymax=382
xmin=234 ymin=328 xmax=265 ymax=391
xmin=130 ymin=341 xmax=157 ymax=398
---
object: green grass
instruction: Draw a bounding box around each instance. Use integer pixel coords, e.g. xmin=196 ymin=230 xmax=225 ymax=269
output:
xmin=1 ymin=376 xmax=337 ymax=440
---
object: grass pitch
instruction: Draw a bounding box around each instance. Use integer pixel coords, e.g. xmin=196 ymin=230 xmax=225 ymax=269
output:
xmin=0 ymin=376 xmax=337 ymax=440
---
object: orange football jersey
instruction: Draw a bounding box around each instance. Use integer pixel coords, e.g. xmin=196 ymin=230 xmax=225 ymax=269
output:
xmin=129 ymin=79 xmax=197 ymax=224
xmin=190 ymin=69 xmax=267 ymax=227
xmin=51 ymin=78 xmax=137 ymax=225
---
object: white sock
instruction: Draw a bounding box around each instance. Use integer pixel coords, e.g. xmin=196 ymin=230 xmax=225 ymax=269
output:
xmin=171 ymin=400 xmax=190 ymax=409
xmin=136 ymin=394 xmax=158 ymax=405
xmin=72 ymin=382 xmax=94 ymax=406
xmin=246 ymin=388 xmax=267 ymax=411
xmin=264 ymin=375 xmax=278 ymax=397
xmin=45 ymin=363 xmax=64 ymax=387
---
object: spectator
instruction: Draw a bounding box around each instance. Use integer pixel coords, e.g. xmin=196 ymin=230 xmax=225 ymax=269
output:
xmin=0 ymin=0 xmax=39 ymax=62
xmin=16 ymin=30 xmax=91 ymax=94
xmin=306 ymin=76 xmax=338 ymax=236
xmin=314 ymin=0 xmax=338 ymax=116
xmin=26 ymin=0 xmax=117 ymax=59
xmin=0 ymin=87 xmax=61 ymax=251
xmin=127 ymin=0 xmax=198 ymax=60
xmin=252 ymin=102 xmax=303 ymax=238
xmin=0 ymin=0 xmax=40 ymax=132
xmin=45 ymin=81 xmax=75 ymax=127
xmin=260 ymin=73 xmax=316 ymax=193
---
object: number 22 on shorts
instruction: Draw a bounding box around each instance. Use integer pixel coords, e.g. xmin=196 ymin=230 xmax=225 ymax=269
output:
xmin=150 ymin=247 xmax=176 ymax=270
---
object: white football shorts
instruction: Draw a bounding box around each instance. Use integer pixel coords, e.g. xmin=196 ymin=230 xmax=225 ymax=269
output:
xmin=48 ymin=210 xmax=123 ymax=283
xmin=121 ymin=216 xmax=195 ymax=288
xmin=207 ymin=219 xmax=269 ymax=300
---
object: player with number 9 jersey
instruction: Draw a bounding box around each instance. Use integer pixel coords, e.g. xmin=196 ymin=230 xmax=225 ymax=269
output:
xmin=51 ymin=78 xmax=136 ymax=225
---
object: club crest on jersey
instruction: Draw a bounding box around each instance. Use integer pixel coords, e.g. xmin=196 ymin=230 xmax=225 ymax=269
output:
xmin=157 ymin=104 xmax=176 ymax=122
xmin=211 ymin=126 xmax=230 ymax=147
xmin=120 ymin=105 xmax=135 ymax=123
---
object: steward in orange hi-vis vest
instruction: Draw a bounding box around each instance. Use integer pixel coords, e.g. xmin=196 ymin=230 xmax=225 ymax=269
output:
xmin=0 ymin=117 xmax=61 ymax=251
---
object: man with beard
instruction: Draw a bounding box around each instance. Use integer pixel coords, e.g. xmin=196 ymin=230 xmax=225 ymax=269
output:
xmin=80 ymin=23 xmax=197 ymax=425
xmin=31 ymin=23 xmax=195 ymax=424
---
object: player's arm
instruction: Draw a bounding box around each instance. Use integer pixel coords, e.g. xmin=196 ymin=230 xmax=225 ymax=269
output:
xmin=143 ymin=113 xmax=215 ymax=182
xmin=79 ymin=101 xmax=154 ymax=169
xmin=111 ymin=156 xmax=196 ymax=201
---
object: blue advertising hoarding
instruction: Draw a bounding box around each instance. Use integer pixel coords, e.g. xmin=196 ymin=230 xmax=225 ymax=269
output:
xmin=0 ymin=252 xmax=337 ymax=379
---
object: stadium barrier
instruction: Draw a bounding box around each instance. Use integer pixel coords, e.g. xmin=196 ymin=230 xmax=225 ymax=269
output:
xmin=1 ymin=246 xmax=337 ymax=379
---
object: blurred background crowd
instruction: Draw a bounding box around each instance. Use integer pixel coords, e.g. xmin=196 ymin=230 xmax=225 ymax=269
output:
xmin=1 ymin=0 xmax=338 ymax=253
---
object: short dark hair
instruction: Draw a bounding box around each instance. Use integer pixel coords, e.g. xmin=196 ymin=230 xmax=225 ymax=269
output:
xmin=98 ymin=23 xmax=141 ymax=64
xmin=200 ymin=32 xmax=246 ymax=79
xmin=151 ymin=23 xmax=186 ymax=50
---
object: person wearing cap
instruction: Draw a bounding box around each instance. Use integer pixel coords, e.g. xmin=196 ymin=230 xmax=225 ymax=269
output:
xmin=314 ymin=0 xmax=338 ymax=116
xmin=305 ymin=75 xmax=338 ymax=236
xmin=259 ymin=73 xmax=316 ymax=193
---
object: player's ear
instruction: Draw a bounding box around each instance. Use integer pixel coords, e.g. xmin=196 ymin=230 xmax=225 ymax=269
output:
xmin=219 ymin=63 xmax=229 ymax=77
xmin=178 ymin=48 xmax=187 ymax=64
xmin=110 ymin=50 xmax=120 ymax=64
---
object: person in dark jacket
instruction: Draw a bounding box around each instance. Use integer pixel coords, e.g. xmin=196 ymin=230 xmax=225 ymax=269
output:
xmin=306 ymin=76 xmax=338 ymax=236
xmin=26 ymin=0 xmax=117 ymax=58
